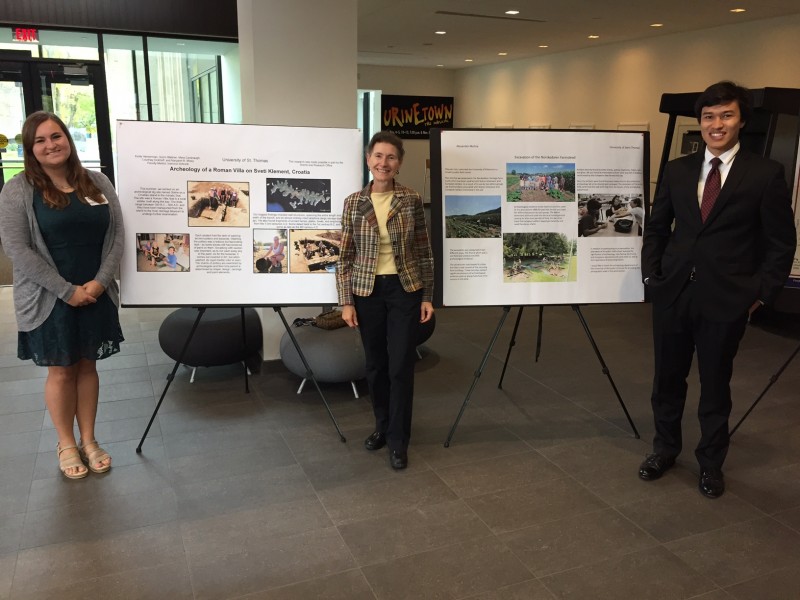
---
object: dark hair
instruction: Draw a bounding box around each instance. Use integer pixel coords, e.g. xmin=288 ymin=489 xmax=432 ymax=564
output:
xmin=21 ymin=111 xmax=104 ymax=209
xmin=255 ymin=258 xmax=269 ymax=273
xmin=366 ymin=131 xmax=404 ymax=160
xmin=694 ymin=81 xmax=752 ymax=123
xmin=631 ymin=197 xmax=642 ymax=207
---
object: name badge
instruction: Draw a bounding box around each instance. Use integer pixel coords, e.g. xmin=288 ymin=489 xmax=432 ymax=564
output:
xmin=85 ymin=194 xmax=108 ymax=206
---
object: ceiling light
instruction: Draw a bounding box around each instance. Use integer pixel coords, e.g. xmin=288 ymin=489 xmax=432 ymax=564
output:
xmin=435 ymin=30 xmax=446 ymax=35
xmin=436 ymin=64 xmax=444 ymax=67
xmin=588 ymin=35 xmax=599 ymax=39
xmin=650 ymin=23 xmax=663 ymax=27
xmin=505 ymin=10 xmax=520 ymax=15
xmin=498 ymin=52 xmax=508 ymax=56
xmin=730 ymin=8 xmax=746 ymax=13
xmin=538 ymin=45 xmax=549 ymax=48
xmin=465 ymin=58 xmax=473 ymax=62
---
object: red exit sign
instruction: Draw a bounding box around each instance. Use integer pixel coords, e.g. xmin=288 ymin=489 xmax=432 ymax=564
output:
xmin=13 ymin=28 xmax=38 ymax=43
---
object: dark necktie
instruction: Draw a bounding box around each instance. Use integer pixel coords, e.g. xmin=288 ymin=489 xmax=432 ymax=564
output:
xmin=700 ymin=157 xmax=722 ymax=222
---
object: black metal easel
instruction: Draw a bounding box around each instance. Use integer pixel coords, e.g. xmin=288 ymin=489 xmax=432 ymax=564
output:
xmin=137 ymin=306 xmax=345 ymax=452
xmin=444 ymin=304 xmax=640 ymax=448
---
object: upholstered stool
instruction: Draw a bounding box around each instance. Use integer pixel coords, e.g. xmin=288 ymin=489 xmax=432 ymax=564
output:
xmin=280 ymin=324 xmax=366 ymax=397
xmin=159 ymin=307 xmax=262 ymax=382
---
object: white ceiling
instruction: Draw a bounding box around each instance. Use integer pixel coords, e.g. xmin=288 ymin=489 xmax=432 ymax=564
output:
xmin=357 ymin=0 xmax=800 ymax=68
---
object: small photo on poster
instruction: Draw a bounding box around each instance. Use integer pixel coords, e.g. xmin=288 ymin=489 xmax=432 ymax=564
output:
xmin=267 ymin=178 xmax=331 ymax=213
xmin=445 ymin=195 xmax=502 ymax=238
xmin=506 ymin=163 xmax=575 ymax=203
xmin=578 ymin=193 xmax=644 ymax=237
xmin=503 ymin=232 xmax=577 ymax=282
xmin=187 ymin=181 xmax=250 ymax=227
xmin=289 ymin=229 xmax=341 ymax=273
xmin=135 ymin=233 xmax=190 ymax=272
xmin=253 ymin=229 xmax=288 ymax=274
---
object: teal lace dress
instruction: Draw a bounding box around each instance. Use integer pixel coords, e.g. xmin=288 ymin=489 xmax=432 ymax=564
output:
xmin=18 ymin=190 xmax=124 ymax=366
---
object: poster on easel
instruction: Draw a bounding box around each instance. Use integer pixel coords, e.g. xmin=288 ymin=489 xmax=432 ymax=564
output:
xmin=787 ymin=132 xmax=800 ymax=289
xmin=116 ymin=121 xmax=362 ymax=307
xmin=430 ymin=128 xmax=649 ymax=307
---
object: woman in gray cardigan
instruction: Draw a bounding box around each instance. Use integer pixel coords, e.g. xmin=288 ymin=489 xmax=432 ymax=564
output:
xmin=0 ymin=112 xmax=124 ymax=479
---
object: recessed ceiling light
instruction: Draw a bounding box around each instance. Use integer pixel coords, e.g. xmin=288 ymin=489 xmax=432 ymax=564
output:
xmin=650 ymin=23 xmax=663 ymax=27
xmin=588 ymin=35 xmax=600 ymax=39
xmin=498 ymin=52 xmax=508 ymax=56
xmin=505 ymin=10 xmax=520 ymax=15
xmin=538 ymin=45 xmax=549 ymax=48
xmin=435 ymin=30 xmax=446 ymax=35
xmin=730 ymin=8 xmax=746 ymax=13
xmin=436 ymin=64 xmax=444 ymax=67
xmin=465 ymin=58 xmax=473 ymax=62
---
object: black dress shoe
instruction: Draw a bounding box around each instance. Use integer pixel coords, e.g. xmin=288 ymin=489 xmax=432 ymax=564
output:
xmin=364 ymin=432 xmax=386 ymax=451
xmin=638 ymin=453 xmax=676 ymax=481
xmin=699 ymin=468 xmax=725 ymax=498
xmin=389 ymin=450 xmax=408 ymax=470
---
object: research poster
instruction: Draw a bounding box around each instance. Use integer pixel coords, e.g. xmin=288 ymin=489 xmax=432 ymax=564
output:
xmin=117 ymin=121 xmax=362 ymax=306
xmin=431 ymin=129 xmax=648 ymax=307
xmin=787 ymin=135 xmax=800 ymax=289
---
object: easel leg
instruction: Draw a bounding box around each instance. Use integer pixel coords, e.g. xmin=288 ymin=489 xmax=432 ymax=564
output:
xmin=498 ymin=306 xmax=524 ymax=389
xmin=535 ymin=305 xmax=544 ymax=362
xmin=240 ymin=307 xmax=250 ymax=393
xmin=571 ymin=305 xmax=640 ymax=439
xmin=730 ymin=340 xmax=800 ymax=437
xmin=137 ymin=307 xmax=206 ymax=452
xmin=445 ymin=307 xmax=511 ymax=447
xmin=274 ymin=307 xmax=346 ymax=443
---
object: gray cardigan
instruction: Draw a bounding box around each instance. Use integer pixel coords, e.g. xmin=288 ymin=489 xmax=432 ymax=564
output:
xmin=0 ymin=171 xmax=124 ymax=332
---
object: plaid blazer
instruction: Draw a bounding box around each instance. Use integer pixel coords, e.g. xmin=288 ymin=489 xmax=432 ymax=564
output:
xmin=336 ymin=181 xmax=434 ymax=305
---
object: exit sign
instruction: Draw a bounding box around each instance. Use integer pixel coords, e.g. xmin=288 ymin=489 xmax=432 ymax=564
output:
xmin=13 ymin=28 xmax=38 ymax=43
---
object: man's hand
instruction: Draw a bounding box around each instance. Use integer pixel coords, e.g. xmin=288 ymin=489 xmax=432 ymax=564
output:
xmin=83 ymin=280 xmax=106 ymax=299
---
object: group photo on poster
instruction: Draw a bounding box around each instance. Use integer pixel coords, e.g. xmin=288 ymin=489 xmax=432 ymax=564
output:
xmin=116 ymin=121 xmax=362 ymax=306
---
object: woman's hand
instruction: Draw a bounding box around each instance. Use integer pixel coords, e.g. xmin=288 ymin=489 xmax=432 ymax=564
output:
xmin=342 ymin=304 xmax=358 ymax=328
xmin=420 ymin=301 xmax=434 ymax=323
xmin=66 ymin=286 xmax=97 ymax=307
xmin=83 ymin=279 xmax=106 ymax=299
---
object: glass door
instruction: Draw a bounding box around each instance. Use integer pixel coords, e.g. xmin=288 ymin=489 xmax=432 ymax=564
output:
xmin=0 ymin=56 xmax=113 ymax=192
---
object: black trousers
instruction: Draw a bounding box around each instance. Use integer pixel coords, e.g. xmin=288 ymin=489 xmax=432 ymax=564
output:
xmin=650 ymin=282 xmax=748 ymax=469
xmin=354 ymin=275 xmax=422 ymax=453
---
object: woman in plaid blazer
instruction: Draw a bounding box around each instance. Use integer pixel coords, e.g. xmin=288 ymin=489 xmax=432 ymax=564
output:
xmin=336 ymin=131 xmax=434 ymax=470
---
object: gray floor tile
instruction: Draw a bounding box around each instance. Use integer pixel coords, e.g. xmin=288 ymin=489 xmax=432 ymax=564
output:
xmin=461 ymin=579 xmax=557 ymax=600
xmin=12 ymin=522 xmax=185 ymax=594
xmin=434 ymin=451 xmax=564 ymax=498
xmin=500 ymin=507 xmax=657 ymax=577
xmin=665 ymin=517 xmax=800 ymax=587
xmin=0 ymin=393 xmax=42 ymax=416
xmin=187 ymin=526 xmax=357 ymax=600
xmin=725 ymin=566 xmax=800 ymax=600
xmin=235 ymin=569 xmax=376 ymax=600
xmin=339 ymin=499 xmax=491 ymax=565
xmin=0 ymin=552 xmax=16 ymax=600
xmin=617 ymin=488 xmax=764 ymax=542
xmin=466 ymin=477 xmax=608 ymax=533
xmin=0 ymin=411 xmax=44 ymax=434
xmin=317 ymin=470 xmax=457 ymax=525
xmin=362 ymin=536 xmax=531 ymax=600
xmin=540 ymin=546 xmax=716 ymax=600
xmin=0 ymin=513 xmax=24 ymax=555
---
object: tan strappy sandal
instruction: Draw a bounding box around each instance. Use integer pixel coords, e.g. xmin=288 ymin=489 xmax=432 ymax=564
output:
xmin=57 ymin=444 xmax=89 ymax=480
xmin=79 ymin=440 xmax=112 ymax=473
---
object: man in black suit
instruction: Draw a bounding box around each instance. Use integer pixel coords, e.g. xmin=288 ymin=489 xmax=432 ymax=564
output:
xmin=639 ymin=81 xmax=796 ymax=498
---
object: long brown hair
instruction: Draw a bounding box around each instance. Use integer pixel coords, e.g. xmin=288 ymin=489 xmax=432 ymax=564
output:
xmin=22 ymin=111 xmax=105 ymax=209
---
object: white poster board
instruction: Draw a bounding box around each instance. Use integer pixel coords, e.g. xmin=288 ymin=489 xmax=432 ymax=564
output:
xmin=117 ymin=121 xmax=362 ymax=306
xmin=430 ymin=129 xmax=648 ymax=306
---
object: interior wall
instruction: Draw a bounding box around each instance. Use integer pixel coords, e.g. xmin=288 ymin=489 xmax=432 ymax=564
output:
xmin=452 ymin=14 xmax=800 ymax=194
xmin=357 ymin=65 xmax=456 ymax=195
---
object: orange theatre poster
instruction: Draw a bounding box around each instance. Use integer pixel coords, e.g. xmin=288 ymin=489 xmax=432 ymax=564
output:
xmin=381 ymin=95 xmax=454 ymax=139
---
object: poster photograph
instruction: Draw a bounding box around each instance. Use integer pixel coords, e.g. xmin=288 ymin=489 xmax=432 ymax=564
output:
xmin=117 ymin=121 xmax=362 ymax=306
xmin=431 ymin=128 xmax=648 ymax=307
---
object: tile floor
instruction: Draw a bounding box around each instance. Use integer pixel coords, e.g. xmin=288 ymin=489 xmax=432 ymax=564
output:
xmin=1 ymin=286 xmax=800 ymax=599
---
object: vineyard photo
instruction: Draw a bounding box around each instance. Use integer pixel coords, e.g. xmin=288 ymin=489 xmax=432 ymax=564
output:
xmin=503 ymin=232 xmax=577 ymax=282
xmin=445 ymin=195 xmax=502 ymax=238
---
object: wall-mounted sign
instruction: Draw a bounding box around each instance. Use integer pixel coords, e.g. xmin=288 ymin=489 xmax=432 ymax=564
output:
xmin=380 ymin=95 xmax=454 ymax=139
xmin=12 ymin=27 xmax=38 ymax=43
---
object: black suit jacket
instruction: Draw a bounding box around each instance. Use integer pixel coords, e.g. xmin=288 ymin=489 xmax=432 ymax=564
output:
xmin=642 ymin=149 xmax=796 ymax=321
